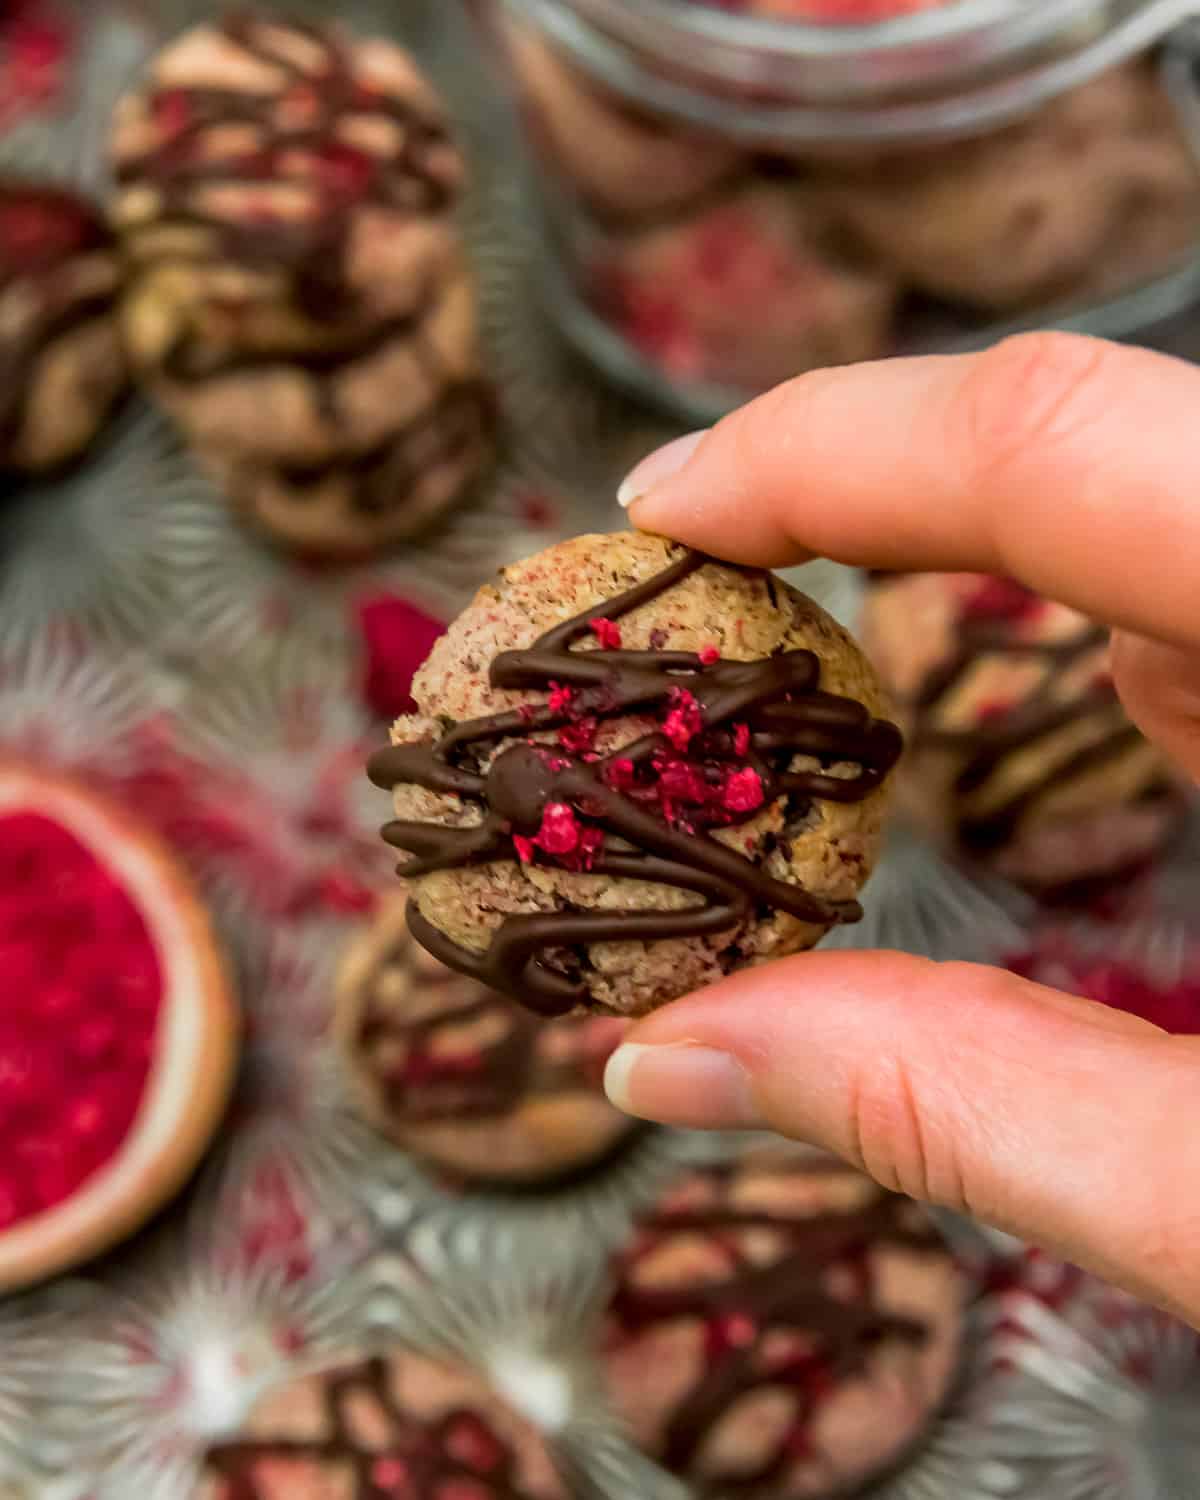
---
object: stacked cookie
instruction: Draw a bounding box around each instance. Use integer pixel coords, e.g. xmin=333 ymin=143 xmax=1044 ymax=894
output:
xmin=2 ymin=12 xmax=495 ymax=557
xmin=109 ymin=14 xmax=493 ymax=558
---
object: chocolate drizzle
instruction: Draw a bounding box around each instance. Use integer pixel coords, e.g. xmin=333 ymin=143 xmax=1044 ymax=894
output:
xmin=607 ymin=1156 xmax=947 ymax=1494
xmin=369 ymin=547 xmax=902 ymax=1014
xmin=115 ymin=14 xmax=491 ymax=521
xmin=908 ymin=588 xmax=1164 ymax=855
xmin=206 ymin=1355 xmax=542 ymax=1500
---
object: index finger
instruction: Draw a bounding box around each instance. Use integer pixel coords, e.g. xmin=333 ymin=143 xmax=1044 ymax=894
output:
xmin=620 ymin=333 xmax=1200 ymax=651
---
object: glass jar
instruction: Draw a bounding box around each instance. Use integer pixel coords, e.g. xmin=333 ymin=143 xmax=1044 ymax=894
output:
xmin=474 ymin=0 xmax=1200 ymax=421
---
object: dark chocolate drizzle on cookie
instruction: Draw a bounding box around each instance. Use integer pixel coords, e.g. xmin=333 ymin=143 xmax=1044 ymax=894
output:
xmin=206 ymin=1355 xmax=541 ymax=1500
xmin=907 ymin=588 xmax=1170 ymax=855
xmin=369 ymin=548 xmax=902 ymax=1015
xmin=608 ymin=1156 xmax=946 ymax=1492
xmin=114 ymin=13 xmax=491 ymax=520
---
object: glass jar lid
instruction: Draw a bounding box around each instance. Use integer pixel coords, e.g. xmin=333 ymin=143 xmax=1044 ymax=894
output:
xmin=508 ymin=0 xmax=1200 ymax=141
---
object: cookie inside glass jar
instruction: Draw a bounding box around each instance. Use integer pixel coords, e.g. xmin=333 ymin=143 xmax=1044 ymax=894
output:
xmin=480 ymin=0 xmax=1200 ymax=421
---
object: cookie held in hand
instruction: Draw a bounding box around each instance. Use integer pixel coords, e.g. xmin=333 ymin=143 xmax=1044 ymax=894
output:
xmin=369 ymin=533 xmax=902 ymax=1017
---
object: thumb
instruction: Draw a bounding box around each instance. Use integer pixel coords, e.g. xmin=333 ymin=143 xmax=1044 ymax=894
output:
xmin=603 ymin=952 xmax=1200 ymax=1322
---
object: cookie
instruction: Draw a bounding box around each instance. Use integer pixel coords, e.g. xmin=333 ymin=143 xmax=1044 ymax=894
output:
xmin=335 ymin=895 xmax=637 ymax=1186
xmin=504 ymin=23 xmax=741 ymax=226
xmin=200 ymin=1348 xmax=567 ymax=1500
xmin=110 ymin=14 xmax=493 ymax=558
xmin=602 ymin=1146 xmax=963 ymax=1499
xmin=368 ymin=533 xmax=902 ymax=1017
xmin=587 ymin=182 xmax=897 ymax=396
xmin=816 ymin=60 xmax=1200 ymax=313
xmin=0 ymin=181 xmax=127 ymax=474
xmin=860 ymin=572 xmax=1191 ymax=891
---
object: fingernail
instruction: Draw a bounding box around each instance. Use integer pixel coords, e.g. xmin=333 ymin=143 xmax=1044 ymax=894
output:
xmin=604 ymin=1042 xmax=762 ymax=1129
xmin=617 ymin=431 xmax=707 ymax=510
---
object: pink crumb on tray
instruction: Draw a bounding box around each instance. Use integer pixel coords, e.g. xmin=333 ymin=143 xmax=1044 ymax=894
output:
xmin=358 ymin=593 xmax=449 ymax=721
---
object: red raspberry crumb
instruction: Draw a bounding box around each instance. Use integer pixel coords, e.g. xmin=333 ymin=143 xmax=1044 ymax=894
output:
xmin=313 ymin=142 xmax=376 ymax=197
xmin=699 ymin=645 xmax=720 ymax=666
xmin=662 ymin=688 xmax=703 ymax=751
xmin=512 ymin=835 xmax=535 ymax=864
xmin=605 ymin=758 xmax=635 ymax=791
xmin=444 ymin=1414 xmax=505 ymax=1473
xmin=658 ymin=761 xmax=711 ymax=805
xmin=558 ymin=717 xmax=597 ymax=754
xmin=961 ymin=576 xmax=1046 ymax=623
xmin=153 ymin=88 xmax=192 ymax=137
xmin=733 ymin=723 xmax=751 ymax=757
xmin=371 ymin=1459 xmax=409 ymax=1490
xmin=577 ymin=827 xmax=605 ymax=870
xmin=357 ymin=594 xmax=446 ymax=720
xmin=591 ymin=618 xmax=622 ymax=650
xmin=547 ymin=681 xmax=574 ymax=714
xmin=534 ymin=802 xmax=580 ymax=856
xmin=723 ymin=766 xmax=765 ymax=813
xmin=707 ymin=1311 xmax=758 ymax=1358
xmin=974 ymin=699 xmax=1012 ymax=724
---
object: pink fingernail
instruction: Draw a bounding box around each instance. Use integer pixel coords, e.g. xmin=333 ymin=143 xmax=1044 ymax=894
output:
xmin=617 ymin=431 xmax=707 ymax=510
xmin=603 ymin=1041 xmax=762 ymax=1129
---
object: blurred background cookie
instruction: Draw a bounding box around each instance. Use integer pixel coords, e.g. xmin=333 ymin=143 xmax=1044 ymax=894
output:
xmin=110 ymin=13 xmax=493 ymax=558
xmin=861 ymin=571 xmax=1191 ymax=892
xmin=0 ymin=179 xmax=127 ymax=475
xmin=601 ymin=1145 xmax=964 ymax=1498
xmin=335 ymin=895 xmax=637 ymax=1187
xmin=201 ymin=1346 xmax=567 ymax=1500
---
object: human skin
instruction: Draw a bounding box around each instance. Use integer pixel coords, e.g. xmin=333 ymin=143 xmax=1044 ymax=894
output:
xmin=603 ymin=332 xmax=1200 ymax=1327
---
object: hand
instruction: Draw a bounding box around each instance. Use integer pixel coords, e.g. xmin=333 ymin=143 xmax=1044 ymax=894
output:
xmin=603 ymin=332 xmax=1200 ymax=1325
